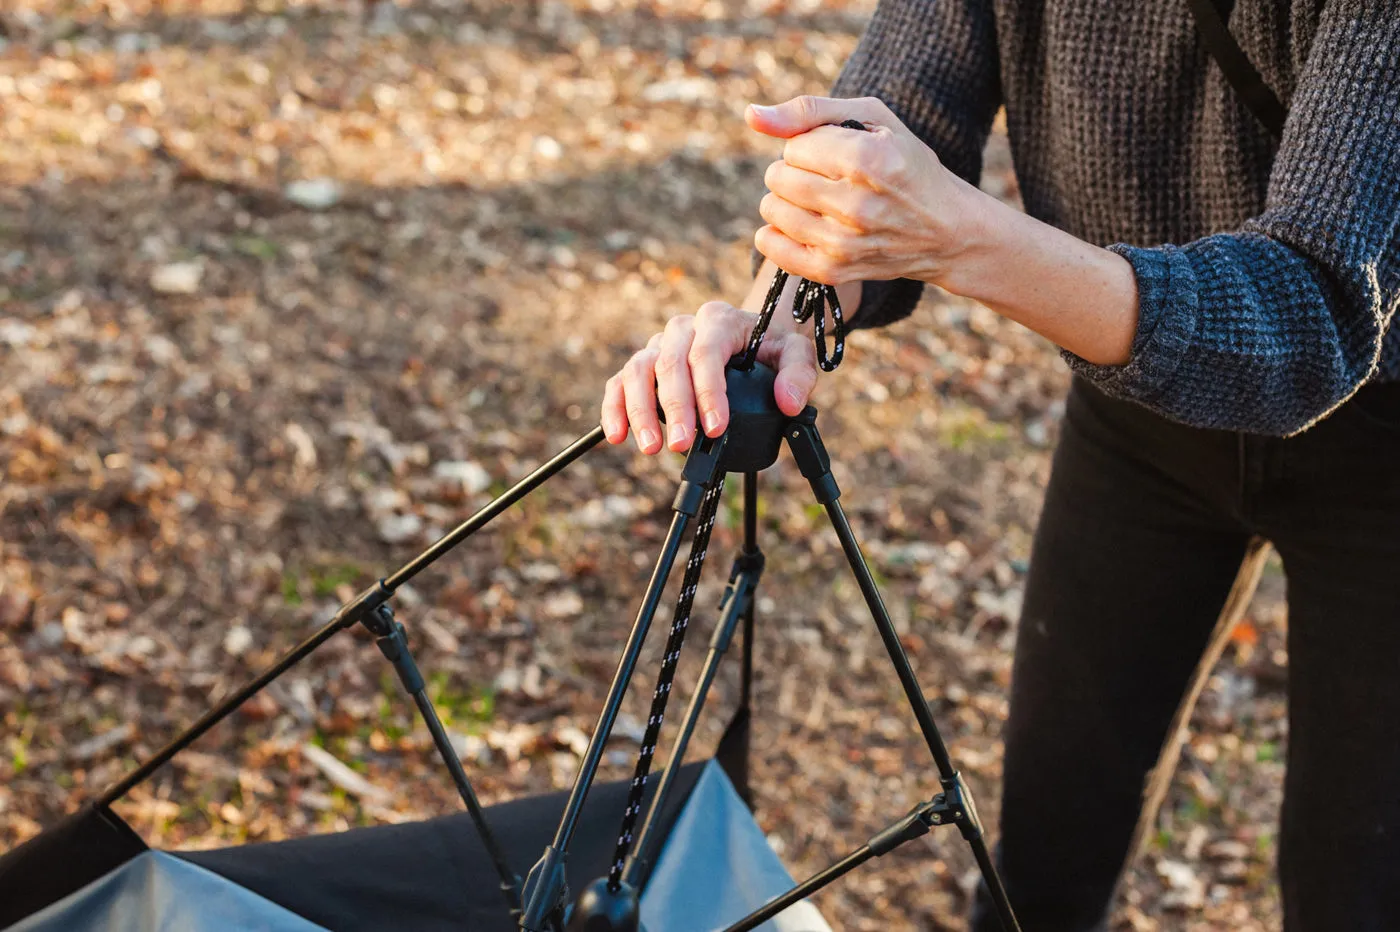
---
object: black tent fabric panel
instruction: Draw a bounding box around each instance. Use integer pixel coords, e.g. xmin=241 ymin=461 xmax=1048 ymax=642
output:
xmin=0 ymin=803 xmax=147 ymax=929
xmin=177 ymin=762 xmax=706 ymax=932
xmin=9 ymin=851 xmax=331 ymax=932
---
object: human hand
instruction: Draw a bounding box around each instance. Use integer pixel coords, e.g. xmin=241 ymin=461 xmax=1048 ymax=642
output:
xmin=599 ymin=299 xmax=818 ymax=454
xmin=747 ymin=95 xmax=989 ymax=288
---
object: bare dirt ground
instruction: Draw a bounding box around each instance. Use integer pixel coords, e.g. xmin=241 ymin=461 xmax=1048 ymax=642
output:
xmin=1 ymin=3 xmax=1289 ymax=929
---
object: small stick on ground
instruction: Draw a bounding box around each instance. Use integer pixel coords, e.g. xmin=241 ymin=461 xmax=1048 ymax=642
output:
xmin=1122 ymin=537 xmax=1272 ymax=870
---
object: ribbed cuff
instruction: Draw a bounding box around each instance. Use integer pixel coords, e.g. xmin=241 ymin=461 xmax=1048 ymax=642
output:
xmin=1061 ymin=243 xmax=1199 ymax=404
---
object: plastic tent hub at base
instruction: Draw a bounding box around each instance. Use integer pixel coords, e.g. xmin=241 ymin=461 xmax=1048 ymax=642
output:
xmin=567 ymin=878 xmax=642 ymax=932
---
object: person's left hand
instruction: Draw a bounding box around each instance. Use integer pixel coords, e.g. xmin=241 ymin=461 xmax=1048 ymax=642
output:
xmin=747 ymin=95 xmax=989 ymax=289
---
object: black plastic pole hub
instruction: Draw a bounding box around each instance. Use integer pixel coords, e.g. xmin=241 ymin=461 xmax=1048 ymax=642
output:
xmin=718 ymin=362 xmax=786 ymax=474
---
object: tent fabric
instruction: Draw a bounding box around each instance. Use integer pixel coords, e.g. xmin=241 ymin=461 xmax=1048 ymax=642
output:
xmin=0 ymin=803 xmax=147 ymax=930
xmin=177 ymin=762 xmax=708 ymax=931
xmin=0 ymin=760 xmax=835 ymax=931
xmin=8 ymin=850 xmax=330 ymax=932
xmin=640 ymin=762 xmax=833 ymax=932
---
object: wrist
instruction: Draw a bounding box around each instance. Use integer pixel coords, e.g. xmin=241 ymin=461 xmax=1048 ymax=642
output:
xmin=926 ymin=181 xmax=1014 ymax=298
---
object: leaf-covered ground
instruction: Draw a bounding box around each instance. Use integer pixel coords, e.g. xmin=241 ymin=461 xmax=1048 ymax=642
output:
xmin=1 ymin=3 xmax=1288 ymax=929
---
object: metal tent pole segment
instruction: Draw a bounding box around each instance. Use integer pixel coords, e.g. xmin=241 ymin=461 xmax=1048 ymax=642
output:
xmin=821 ymin=496 xmax=1018 ymax=928
xmin=93 ymin=426 xmax=605 ymax=808
xmin=95 ymin=615 xmax=344 ymax=809
xmin=517 ymin=510 xmax=692 ymax=932
xmin=821 ymin=499 xmax=957 ymax=773
xmin=724 ymin=790 xmax=984 ymax=932
xmin=366 ymin=601 xmax=523 ymax=915
xmin=386 ymin=426 xmax=606 ymax=590
xmin=725 ymin=848 xmax=870 ymax=932
xmin=783 ymin=408 xmax=1022 ymax=932
xmin=518 ymin=434 xmax=729 ymax=932
xmin=738 ymin=471 xmax=758 ymax=712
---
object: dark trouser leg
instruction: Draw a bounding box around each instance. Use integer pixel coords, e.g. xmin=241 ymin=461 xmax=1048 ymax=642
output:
xmin=973 ymin=382 xmax=1251 ymax=931
xmin=1259 ymin=393 xmax=1400 ymax=932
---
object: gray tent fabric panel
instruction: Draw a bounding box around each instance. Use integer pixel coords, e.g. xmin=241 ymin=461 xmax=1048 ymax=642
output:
xmin=10 ymin=850 xmax=330 ymax=932
xmin=640 ymin=761 xmax=832 ymax=932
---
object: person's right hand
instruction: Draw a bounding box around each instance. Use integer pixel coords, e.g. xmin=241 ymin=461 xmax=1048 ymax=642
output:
xmin=600 ymin=299 xmax=819 ymax=455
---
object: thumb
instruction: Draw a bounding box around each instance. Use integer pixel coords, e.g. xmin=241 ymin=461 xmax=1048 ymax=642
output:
xmin=765 ymin=333 xmax=819 ymax=416
xmin=745 ymin=95 xmax=880 ymax=139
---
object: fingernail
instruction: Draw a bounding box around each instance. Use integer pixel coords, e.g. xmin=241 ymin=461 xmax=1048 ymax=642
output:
xmin=750 ymin=103 xmax=776 ymax=117
xmin=669 ymin=423 xmax=688 ymax=447
xmin=640 ymin=428 xmax=659 ymax=450
xmin=703 ymin=410 xmax=722 ymax=433
xmin=786 ymin=385 xmax=804 ymax=404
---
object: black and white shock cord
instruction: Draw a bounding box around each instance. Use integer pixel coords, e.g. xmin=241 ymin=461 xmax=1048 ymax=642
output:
xmin=605 ymin=478 xmax=726 ymax=892
xmin=735 ymin=268 xmax=848 ymax=374
xmin=735 ymin=118 xmax=869 ymax=375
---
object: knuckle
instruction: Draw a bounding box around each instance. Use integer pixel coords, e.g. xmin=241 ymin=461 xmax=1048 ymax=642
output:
xmin=663 ymin=314 xmax=694 ymax=338
xmin=688 ymin=329 xmax=719 ymax=355
xmin=882 ymin=148 xmax=909 ymax=183
xmin=694 ymin=386 xmax=723 ymax=410
xmin=623 ymin=356 xmax=651 ymax=379
xmin=654 ymin=351 xmax=685 ymax=377
xmin=763 ymin=196 xmax=790 ymax=227
xmin=763 ymin=159 xmax=784 ymax=188
xmin=816 ymin=224 xmax=854 ymax=260
xmin=851 ymin=144 xmax=884 ymax=182
xmin=695 ymin=300 xmax=731 ymax=323
xmin=795 ymin=95 xmax=820 ymax=120
xmin=852 ymin=198 xmax=882 ymax=231
xmin=860 ymin=96 xmax=889 ymax=117
xmin=687 ymin=343 xmax=716 ymax=369
xmin=805 ymin=252 xmax=837 ymax=283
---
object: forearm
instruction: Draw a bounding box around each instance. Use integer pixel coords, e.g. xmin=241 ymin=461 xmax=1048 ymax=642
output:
xmin=939 ymin=192 xmax=1140 ymax=366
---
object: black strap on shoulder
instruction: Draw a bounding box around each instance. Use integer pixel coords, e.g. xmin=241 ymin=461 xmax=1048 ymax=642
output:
xmin=1185 ymin=0 xmax=1287 ymax=137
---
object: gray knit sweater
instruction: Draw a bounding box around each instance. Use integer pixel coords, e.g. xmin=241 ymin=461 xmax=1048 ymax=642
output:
xmin=834 ymin=0 xmax=1400 ymax=435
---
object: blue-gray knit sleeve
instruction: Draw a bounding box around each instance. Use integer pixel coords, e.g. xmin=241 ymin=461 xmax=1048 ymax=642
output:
xmin=1066 ymin=2 xmax=1400 ymax=436
xmin=829 ymin=0 xmax=1002 ymax=331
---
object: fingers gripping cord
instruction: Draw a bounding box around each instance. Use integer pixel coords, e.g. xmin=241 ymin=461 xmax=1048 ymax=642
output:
xmin=606 ymin=478 xmax=726 ymax=892
xmin=736 ymin=118 xmax=868 ymax=375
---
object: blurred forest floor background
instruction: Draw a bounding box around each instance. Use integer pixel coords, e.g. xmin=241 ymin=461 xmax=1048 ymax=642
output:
xmin=0 ymin=2 xmax=1290 ymax=929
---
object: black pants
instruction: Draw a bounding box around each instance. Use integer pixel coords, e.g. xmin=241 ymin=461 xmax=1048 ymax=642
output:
xmin=971 ymin=377 xmax=1400 ymax=932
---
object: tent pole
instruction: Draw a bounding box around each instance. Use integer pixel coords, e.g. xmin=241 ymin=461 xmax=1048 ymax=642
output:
xmin=93 ymin=427 xmax=605 ymax=809
xmin=95 ymin=616 xmax=344 ymax=809
xmin=365 ymin=601 xmax=523 ymax=915
xmin=783 ymin=409 xmax=1022 ymax=932
xmin=518 ymin=433 xmax=730 ymax=931
xmin=739 ymin=470 xmax=758 ymax=712
xmin=385 ymin=427 xmax=606 ymax=590
xmin=723 ymin=792 xmax=967 ymax=932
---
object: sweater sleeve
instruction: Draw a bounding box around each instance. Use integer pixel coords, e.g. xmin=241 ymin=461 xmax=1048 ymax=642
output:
xmin=1066 ymin=2 xmax=1400 ymax=436
xmin=829 ymin=0 xmax=1003 ymax=331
